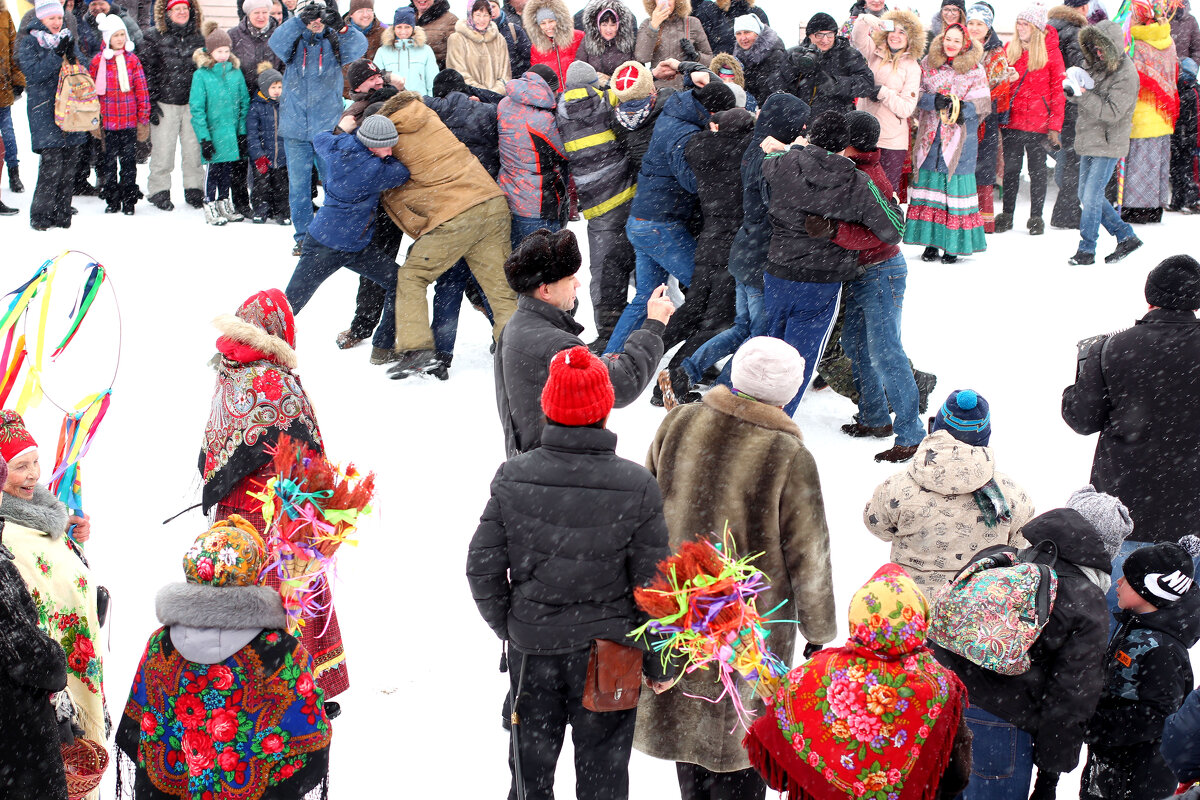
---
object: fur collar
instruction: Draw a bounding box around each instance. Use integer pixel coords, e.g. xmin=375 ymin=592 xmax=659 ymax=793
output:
xmin=640 ymin=0 xmax=693 ymax=20
xmin=868 ymin=9 xmax=926 ymax=62
xmin=523 ymin=0 xmax=575 ymax=52
xmin=412 ymin=0 xmax=451 ymax=26
xmin=710 ymin=52 xmax=744 ymax=84
xmin=154 ymin=0 xmax=202 ymax=35
xmin=378 ymin=89 xmax=427 ymax=133
xmin=736 ymin=24 xmax=783 ymax=67
xmin=701 ymin=386 xmax=803 ymax=439
xmin=380 ymin=24 xmax=428 ymax=48
xmin=0 ymin=485 xmax=69 ymax=539
xmin=581 ymin=0 xmax=637 ymax=57
xmin=1048 ymin=4 xmax=1089 ymax=28
xmin=453 ymin=17 xmax=500 ymax=42
xmin=156 ymin=583 xmax=287 ymax=630
xmin=212 ymin=313 xmax=297 ymax=369
xmin=192 ymin=47 xmax=243 ymax=70
xmin=1081 ymin=20 xmax=1126 ymax=73
xmin=926 ymin=33 xmax=983 ymax=72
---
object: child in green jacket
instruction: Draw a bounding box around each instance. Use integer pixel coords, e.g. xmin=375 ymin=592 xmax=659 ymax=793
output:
xmin=190 ymin=21 xmax=249 ymax=226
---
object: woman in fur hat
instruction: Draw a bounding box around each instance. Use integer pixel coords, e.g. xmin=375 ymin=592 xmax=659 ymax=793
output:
xmin=199 ymin=289 xmax=350 ymax=706
xmin=634 ymin=0 xmax=711 ymax=89
xmin=903 ymin=22 xmax=990 ymax=262
xmin=0 ymin=410 xmax=106 ymax=755
xmin=446 ymin=0 xmax=510 ymax=93
xmin=115 ymin=516 xmax=332 ymax=800
xmin=965 ymin=1 xmax=1012 ymax=233
xmin=522 ymin=0 xmax=581 ymax=89
xmin=374 ymin=7 xmax=438 ymax=95
xmin=577 ymin=0 xmax=636 ymax=84
xmin=851 ymin=8 xmax=925 ymax=191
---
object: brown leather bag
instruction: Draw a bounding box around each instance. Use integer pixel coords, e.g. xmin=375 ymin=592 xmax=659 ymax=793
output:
xmin=582 ymin=639 xmax=643 ymax=712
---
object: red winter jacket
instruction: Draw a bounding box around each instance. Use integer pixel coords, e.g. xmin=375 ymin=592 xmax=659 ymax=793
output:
xmin=529 ymin=29 xmax=583 ymax=89
xmin=90 ymin=50 xmax=150 ymax=131
xmin=831 ymin=149 xmax=901 ymax=267
xmin=1004 ymin=26 xmax=1066 ymax=134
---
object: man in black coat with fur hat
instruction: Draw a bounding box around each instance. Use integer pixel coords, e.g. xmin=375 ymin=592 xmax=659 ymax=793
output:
xmin=1062 ymin=255 xmax=1200 ymax=551
xmin=787 ymin=11 xmax=874 ymax=115
xmin=494 ymin=228 xmax=672 ymax=458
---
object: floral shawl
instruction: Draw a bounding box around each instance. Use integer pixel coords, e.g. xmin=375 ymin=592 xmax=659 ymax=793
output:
xmin=913 ymin=35 xmax=992 ymax=175
xmin=201 ymin=290 xmax=322 ymax=514
xmin=116 ymin=628 xmax=331 ymax=800
xmin=1131 ymin=23 xmax=1180 ymax=132
xmin=743 ymin=564 xmax=967 ymax=800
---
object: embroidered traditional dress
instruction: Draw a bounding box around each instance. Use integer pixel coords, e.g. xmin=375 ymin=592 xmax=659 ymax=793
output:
xmin=975 ymin=34 xmax=1011 ymax=231
xmin=744 ymin=564 xmax=968 ymax=800
xmin=904 ymin=35 xmax=991 ymax=256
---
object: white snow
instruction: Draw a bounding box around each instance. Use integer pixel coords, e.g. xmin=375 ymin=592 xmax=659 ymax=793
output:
xmin=2 ymin=1 xmax=1197 ymax=794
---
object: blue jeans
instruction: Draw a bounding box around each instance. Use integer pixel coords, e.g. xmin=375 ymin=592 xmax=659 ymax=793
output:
xmin=0 ymin=105 xmax=17 ymax=167
xmin=284 ymin=138 xmax=326 ymax=243
xmin=431 ymin=260 xmax=493 ymax=355
xmin=958 ymin=705 xmax=1033 ymax=800
xmin=841 ymin=254 xmax=924 ymax=446
xmin=511 ymin=215 xmax=561 ymax=250
xmin=605 ymin=217 xmax=696 ymax=354
xmin=1078 ymin=155 xmax=1135 ymax=254
xmin=284 ymin=235 xmax=397 ymax=349
xmin=683 ymin=279 xmax=765 ymax=386
xmin=763 ymin=273 xmax=841 ymax=416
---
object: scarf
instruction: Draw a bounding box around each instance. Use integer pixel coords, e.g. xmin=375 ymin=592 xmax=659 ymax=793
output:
xmin=1 ymin=515 xmax=106 ymax=747
xmin=744 ymin=564 xmax=967 ymax=800
xmin=1132 ymin=23 xmax=1180 ymax=127
xmin=615 ymin=95 xmax=654 ymax=130
xmin=32 ymin=27 xmax=70 ymax=49
xmin=913 ymin=53 xmax=990 ymax=174
xmin=95 ymin=47 xmax=132 ymax=96
xmin=115 ymin=628 xmax=331 ymax=800
xmin=971 ymin=478 xmax=1011 ymax=528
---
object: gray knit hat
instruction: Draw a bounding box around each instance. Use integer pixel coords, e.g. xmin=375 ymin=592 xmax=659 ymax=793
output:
xmin=257 ymin=66 xmax=283 ymax=94
xmin=1067 ymin=485 xmax=1134 ymax=559
xmin=565 ymin=60 xmax=599 ymax=89
xmin=356 ymin=115 xmax=398 ymax=149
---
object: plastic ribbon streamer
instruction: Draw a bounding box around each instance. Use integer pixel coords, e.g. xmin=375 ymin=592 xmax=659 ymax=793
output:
xmin=250 ymin=434 xmax=375 ymax=636
xmin=46 ymin=391 xmax=113 ymax=544
xmin=630 ymin=526 xmax=791 ymax=729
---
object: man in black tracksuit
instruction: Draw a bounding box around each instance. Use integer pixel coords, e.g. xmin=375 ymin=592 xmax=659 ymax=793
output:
xmin=493 ymin=228 xmax=669 ymax=457
xmin=468 ymin=344 xmax=671 ymax=800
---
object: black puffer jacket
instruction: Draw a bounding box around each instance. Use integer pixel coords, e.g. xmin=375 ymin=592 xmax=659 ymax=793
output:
xmin=737 ymin=25 xmax=791 ymax=100
xmin=467 ymin=424 xmax=669 ymax=664
xmin=1048 ymin=4 xmax=1089 ymax=70
xmin=786 ymin=35 xmax=875 ymax=115
xmin=424 ymin=90 xmax=501 ymax=178
xmin=1062 ymin=308 xmax=1200 ymax=546
xmin=761 ymin=143 xmax=904 ymax=283
xmin=613 ymin=87 xmax=675 ymax=175
xmin=494 ymin=295 xmax=664 ymax=458
xmin=932 ymin=508 xmax=1111 ymax=773
xmin=691 ymin=0 xmax=768 ymax=57
xmin=685 ymin=110 xmax=753 ymax=265
xmin=141 ymin=0 xmax=204 ymax=106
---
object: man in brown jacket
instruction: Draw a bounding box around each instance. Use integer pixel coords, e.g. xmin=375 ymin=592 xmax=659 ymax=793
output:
xmin=636 ymin=335 xmax=837 ymax=800
xmin=408 ymin=0 xmax=457 ymax=67
xmin=377 ymin=90 xmax=517 ymax=377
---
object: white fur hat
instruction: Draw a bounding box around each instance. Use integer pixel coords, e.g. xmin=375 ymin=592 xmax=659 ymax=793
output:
xmin=97 ymin=12 xmax=131 ymax=49
xmin=733 ymin=13 xmax=762 ymax=34
xmin=731 ymin=336 xmax=805 ymax=407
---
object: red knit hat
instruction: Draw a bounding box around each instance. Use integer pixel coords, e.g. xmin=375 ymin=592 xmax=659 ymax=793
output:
xmin=540 ymin=346 xmax=614 ymax=426
xmin=0 ymin=409 xmax=38 ymax=464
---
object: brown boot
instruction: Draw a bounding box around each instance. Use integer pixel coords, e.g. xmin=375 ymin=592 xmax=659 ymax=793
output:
xmin=840 ymin=421 xmax=893 ymax=438
xmin=875 ymin=443 xmax=919 ymax=463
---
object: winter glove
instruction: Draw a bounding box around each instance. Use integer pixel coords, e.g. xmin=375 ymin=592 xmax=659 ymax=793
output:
xmin=149 ymin=102 xmax=161 ymax=125
xmin=1047 ymin=129 xmax=1061 ymax=148
xmin=297 ymin=0 xmax=322 ymax=24
xmin=803 ymin=642 xmax=823 ymax=659
xmin=12 ymin=85 xmax=22 ymax=100
xmin=54 ymin=36 xmax=77 ymax=63
xmin=321 ymin=0 xmax=343 ymax=31
xmin=201 ymin=140 xmax=215 ymax=161
xmin=679 ymin=36 xmax=700 ymax=61
xmin=869 ymin=83 xmax=883 ymax=101
xmin=136 ymin=123 xmax=150 ymax=142
xmin=933 ymin=92 xmax=952 ymax=112
xmin=805 ymin=214 xmax=838 ymax=239
xmin=237 ymin=134 xmax=248 ymax=159
xmin=255 ymin=156 xmax=270 ymax=174
xmin=1028 ymin=770 xmax=1059 ymax=800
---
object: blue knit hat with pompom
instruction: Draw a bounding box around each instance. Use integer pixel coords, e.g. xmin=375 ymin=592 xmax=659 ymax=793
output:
xmin=931 ymin=389 xmax=991 ymax=446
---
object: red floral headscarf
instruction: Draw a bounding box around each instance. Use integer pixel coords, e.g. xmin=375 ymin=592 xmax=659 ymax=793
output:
xmin=743 ymin=564 xmax=967 ymax=800
xmin=215 ymin=289 xmax=297 ymax=366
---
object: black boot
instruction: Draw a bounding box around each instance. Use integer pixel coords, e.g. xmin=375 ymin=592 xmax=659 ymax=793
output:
xmin=0 ymin=199 xmax=17 ymax=216
xmin=913 ymin=370 xmax=937 ymax=415
xmin=386 ymin=349 xmax=438 ymax=379
xmin=8 ymin=166 xmax=23 ymax=193
xmin=921 ymin=246 xmax=939 ymax=262
xmin=1104 ymin=236 xmax=1143 ymax=263
xmin=184 ymin=188 xmax=204 ymax=208
xmin=148 ymin=190 xmax=174 ymax=211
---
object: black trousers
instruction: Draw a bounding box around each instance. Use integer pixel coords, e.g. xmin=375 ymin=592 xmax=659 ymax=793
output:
xmin=676 ymin=763 xmax=766 ymax=800
xmin=1050 ymin=106 xmax=1081 ymax=228
xmin=586 ymin=207 xmax=636 ymax=344
xmin=663 ymin=250 xmax=737 ymax=390
xmin=344 ymin=209 xmax=404 ymax=339
xmin=251 ymin=166 xmax=289 ymax=218
xmin=100 ymin=128 xmax=137 ymax=206
xmin=1001 ymin=129 xmax=1049 ymax=218
xmin=507 ymin=647 xmax=637 ymax=800
xmin=31 ymin=144 xmax=79 ymax=228
xmin=231 ymin=155 xmax=251 ymax=210
xmin=73 ymin=136 xmax=98 ymax=191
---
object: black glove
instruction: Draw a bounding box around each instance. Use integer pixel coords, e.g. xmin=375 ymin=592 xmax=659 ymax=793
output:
xmin=201 ymin=140 xmax=215 ymax=160
xmin=805 ymin=215 xmax=838 ymax=239
xmin=933 ymin=92 xmax=952 ymax=112
xmin=802 ymin=642 xmax=823 ymax=659
xmin=679 ymin=36 xmax=699 ymax=61
xmin=54 ymin=35 xmax=75 ymax=61
xmin=237 ymin=134 xmax=248 ymax=159
xmin=869 ymin=83 xmax=882 ymax=101
xmin=1028 ymin=770 xmax=1059 ymax=800
xmin=149 ymin=102 xmax=161 ymax=125
xmin=297 ymin=0 xmax=322 ymax=24
xmin=321 ymin=0 xmax=342 ymax=30
xmin=12 ymin=85 xmax=22 ymax=100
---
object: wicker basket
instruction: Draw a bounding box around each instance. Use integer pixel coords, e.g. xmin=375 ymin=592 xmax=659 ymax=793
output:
xmin=62 ymin=738 xmax=109 ymax=799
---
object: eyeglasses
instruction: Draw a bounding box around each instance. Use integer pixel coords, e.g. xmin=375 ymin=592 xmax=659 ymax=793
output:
xmin=810 ymin=31 xmax=835 ymax=39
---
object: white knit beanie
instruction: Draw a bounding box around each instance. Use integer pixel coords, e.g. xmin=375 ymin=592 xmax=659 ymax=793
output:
xmin=733 ymin=13 xmax=762 ymax=35
xmin=730 ymin=337 xmax=805 ymax=407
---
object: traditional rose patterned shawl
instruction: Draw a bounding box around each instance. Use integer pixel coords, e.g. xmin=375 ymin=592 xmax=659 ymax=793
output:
xmin=1131 ymin=23 xmax=1180 ymax=129
xmin=913 ymin=34 xmax=992 ymax=175
xmin=743 ymin=564 xmax=967 ymax=800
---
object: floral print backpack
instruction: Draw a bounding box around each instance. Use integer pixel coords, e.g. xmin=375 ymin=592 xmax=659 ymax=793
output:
xmin=927 ymin=541 xmax=1059 ymax=676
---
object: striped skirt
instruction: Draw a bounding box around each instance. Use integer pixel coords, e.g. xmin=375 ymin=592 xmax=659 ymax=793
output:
xmin=904 ymin=169 xmax=988 ymax=256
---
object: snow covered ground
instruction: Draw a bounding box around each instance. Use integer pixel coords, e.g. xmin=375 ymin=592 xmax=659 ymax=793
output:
xmin=2 ymin=4 xmax=1197 ymax=793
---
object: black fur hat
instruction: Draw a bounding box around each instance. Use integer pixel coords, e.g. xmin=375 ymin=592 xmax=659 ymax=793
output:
xmin=504 ymin=229 xmax=582 ymax=293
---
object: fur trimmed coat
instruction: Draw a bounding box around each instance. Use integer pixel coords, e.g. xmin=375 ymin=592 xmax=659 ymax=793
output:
xmin=523 ymin=0 xmax=584 ymax=89
xmin=0 ymin=0 xmax=25 ymax=109
xmin=633 ymin=386 xmax=837 ymax=772
xmin=578 ymin=0 xmax=637 ymax=80
xmin=852 ymin=10 xmax=925 ymax=151
xmin=913 ymin=33 xmax=991 ymax=175
xmin=446 ymin=19 xmax=511 ymax=94
xmin=374 ymin=26 xmax=438 ymax=96
xmin=634 ymin=0 xmax=712 ymax=89
xmin=189 ymin=48 xmax=249 ymax=163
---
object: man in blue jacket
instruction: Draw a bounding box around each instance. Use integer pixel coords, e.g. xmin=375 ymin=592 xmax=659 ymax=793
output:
xmin=284 ymin=116 xmax=410 ymax=353
xmin=602 ymin=74 xmax=734 ymax=355
xmin=270 ymin=0 xmax=367 ymax=253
